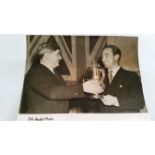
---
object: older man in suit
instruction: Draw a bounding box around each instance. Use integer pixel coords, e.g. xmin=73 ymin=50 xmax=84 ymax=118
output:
xmin=99 ymin=45 xmax=145 ymax=112
xmin=20 ymin=38 xmax=102 ymax=113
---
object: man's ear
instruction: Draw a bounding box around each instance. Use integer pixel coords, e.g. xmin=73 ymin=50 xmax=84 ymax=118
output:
xmin=39 ymin=48 xmax=48 ymax=55
xmin=114 ymin=54 xmax=119 ymax=62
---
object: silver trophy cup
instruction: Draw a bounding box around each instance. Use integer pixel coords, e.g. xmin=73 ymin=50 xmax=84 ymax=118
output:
xmin=83 ymin=62 xmax=106 ymax=98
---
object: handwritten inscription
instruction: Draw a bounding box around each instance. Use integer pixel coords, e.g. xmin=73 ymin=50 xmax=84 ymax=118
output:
xmin=28 ymin=116 xmax=54 ymax=121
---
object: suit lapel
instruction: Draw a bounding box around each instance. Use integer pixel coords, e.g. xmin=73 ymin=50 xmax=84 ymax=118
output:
xmin=39 ymin=64 xmax=66 ymax=85
xmin=109 ymin=67 xmax=123 ymax=85
xmin=54 ymin=69 xmax=63 ymax=80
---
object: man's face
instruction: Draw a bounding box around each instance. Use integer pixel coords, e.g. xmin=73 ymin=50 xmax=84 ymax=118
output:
xmin=46 ymin=49 xmax=62 ymax=68
xmin=101 ymin=48 xmax=118 ymax=69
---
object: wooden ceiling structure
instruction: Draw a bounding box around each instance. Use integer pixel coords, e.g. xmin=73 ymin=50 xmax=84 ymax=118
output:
xmin=26 ymin=35 xmax=107 ymax=82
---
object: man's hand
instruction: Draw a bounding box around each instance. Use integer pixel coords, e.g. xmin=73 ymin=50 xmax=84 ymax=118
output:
xmin=83 ymin=79 xmax=103 ymax=94
xmin=101 ymin=95 xmax=119 ymax=107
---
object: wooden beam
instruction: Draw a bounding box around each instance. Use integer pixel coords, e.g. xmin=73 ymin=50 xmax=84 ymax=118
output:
xmin=26 ymin=36 xmax=30 ymax=57
xmin=85 ymin=36 xmax=90 ymax=67
xmin=72 ymin=36 xmax=86 ymax=81
xmin=71 ymin=36 xmax=77 ymax=81
xmin=61 ymin=36 xmax=72 ymax=58
xmin=29 ymin=35 xmax=41 ymax=55
xmin=28 ymin=35 xmax=50 ymax=60
xmin=54 ymin=36 xmax=73 ymax=75
xmin=95 ymin=37 xmax=107 ymax=61
xmin=87 ymin=36 xmax=107 ymax=66
xmin=26 ymin=35 xmax=50 ymax=72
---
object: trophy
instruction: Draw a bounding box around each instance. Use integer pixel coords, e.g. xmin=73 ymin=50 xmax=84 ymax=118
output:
xmin=83 ymin=61 xmax=106 ymax=98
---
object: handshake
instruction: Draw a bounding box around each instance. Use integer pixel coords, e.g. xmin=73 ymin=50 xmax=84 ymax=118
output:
xmin=82 ymin=79 xmax=104 ymax=94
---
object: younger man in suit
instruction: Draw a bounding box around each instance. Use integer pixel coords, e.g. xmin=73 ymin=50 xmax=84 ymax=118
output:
xmin=99 ymin=45 xmax=145 ymax=112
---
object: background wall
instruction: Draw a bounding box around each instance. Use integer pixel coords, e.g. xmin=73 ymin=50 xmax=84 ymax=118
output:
xmin=27 ymin=36 xmax=139 ymax=81
xmin=108 ymin=36 xmax=139 ymax=73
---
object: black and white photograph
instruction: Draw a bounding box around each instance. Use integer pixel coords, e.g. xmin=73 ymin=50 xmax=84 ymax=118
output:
xmin=19 ymin=35 xmax=147 ymax=115
xmin=1 ymin=2 xmax=155 ymax=155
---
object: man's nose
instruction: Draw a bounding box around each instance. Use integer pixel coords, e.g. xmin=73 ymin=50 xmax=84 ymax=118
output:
xmin=102 ymin=58 xmax=105 ymax=62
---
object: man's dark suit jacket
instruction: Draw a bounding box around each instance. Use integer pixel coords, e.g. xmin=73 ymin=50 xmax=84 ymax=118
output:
xmin=99 ymin=67 xmax=145 ymax=112
xmin=20 ymin=64 xmax=84 ymax=113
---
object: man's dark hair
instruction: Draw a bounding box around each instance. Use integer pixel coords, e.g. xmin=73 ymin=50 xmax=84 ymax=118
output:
xmin=102 ymin=45 xmax=122 ymax=62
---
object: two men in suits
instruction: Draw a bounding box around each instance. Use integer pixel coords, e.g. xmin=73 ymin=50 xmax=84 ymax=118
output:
xmin=99 ymin=45 xmax=145 ymax=112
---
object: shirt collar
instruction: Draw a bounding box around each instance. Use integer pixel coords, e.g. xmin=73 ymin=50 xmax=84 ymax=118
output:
xmin=108 ymin=66 xmax=120 ymax=78
xmin=40 ymin=62 xmax=55 ymax=74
